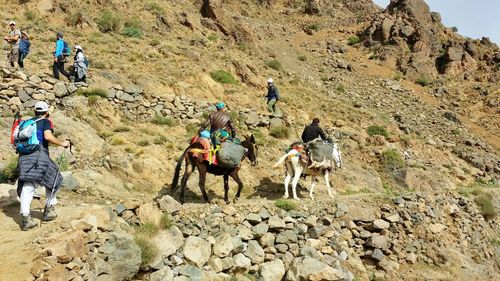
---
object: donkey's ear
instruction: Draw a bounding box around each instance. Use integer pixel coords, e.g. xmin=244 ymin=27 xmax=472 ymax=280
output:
xmin=250 ymin=134 xmax=255 ymax=142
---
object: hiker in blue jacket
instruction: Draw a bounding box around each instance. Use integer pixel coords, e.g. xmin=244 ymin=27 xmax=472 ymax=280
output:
xmin=18 ymin=31 xmax=30 ymax=69
xmin=52 ymin=32 xmax=70 ymax=80
xmin=265 ymin=78 xmax=280 ymax=114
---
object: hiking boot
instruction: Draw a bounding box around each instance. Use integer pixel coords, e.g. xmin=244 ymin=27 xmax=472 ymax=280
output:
xmin=43 ymin=205 xmax=57 ymax=221
xmin=21 ymin=215 xmax=39 ymax=231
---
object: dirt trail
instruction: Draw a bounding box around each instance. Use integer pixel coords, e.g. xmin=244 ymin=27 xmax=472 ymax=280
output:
xmin=0 ymin=192 xmax=95 ymax=281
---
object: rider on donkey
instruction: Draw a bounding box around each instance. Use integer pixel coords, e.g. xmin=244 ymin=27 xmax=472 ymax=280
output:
xmin=198 ymin=102 xmax=237 ymax=143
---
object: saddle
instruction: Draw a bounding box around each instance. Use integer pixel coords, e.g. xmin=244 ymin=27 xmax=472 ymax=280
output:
xmin=190 ymin=137 xmax=218 ymax=165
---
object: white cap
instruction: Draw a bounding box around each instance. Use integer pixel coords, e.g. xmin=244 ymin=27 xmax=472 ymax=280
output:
xmin=34 ymin=101 xmax=49 ymax=113
xmin=74 ymin=45 xmax=83 ymax=51
xmin=267 ymin=78 xmax=273 ymax=84
xmin=9 ymin=21 xmax=15 ymax=26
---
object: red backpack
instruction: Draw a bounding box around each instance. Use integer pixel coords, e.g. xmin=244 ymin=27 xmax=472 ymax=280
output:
xmin=10 ymin=112 xmax=22 ymax=146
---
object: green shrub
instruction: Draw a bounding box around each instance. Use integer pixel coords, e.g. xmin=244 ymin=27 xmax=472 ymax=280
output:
xmin=159 ymin=213 xmax=175 ymax=229
xmin=0 ymin=156 xmax=19 ymax=183
xmin=347 ymin=36 xmax=361 ymax=45
xmin=55 ymin=153 xmax=69 ymax=172
xmin=24 ymin=10 xmax=38 ymax=21
xmin=335 ymin=84 xmax=346 ymax=94
xmin=381 ymin=149 xmax=405 ymax=170
xmin=265 ymin=59 xmax=282 ymax=71
xmin=304 ymin=23 xmax=321 ymax=34
xmin=145 ymin=1 xmax=164 ymax=15
xmin=122 ymin=27 xmax=143 ymax=38
xmin=415 ymin=77 xmax=430 ymax=86
xmin=77 ymin=88 xmax=108 ymax=98
xmin=137 ymin=139 xmax=150 ymax=146
xmin=97 ymin=10 xmax=121 ymax=33
xmin=367 ymin=125 xmax=389 ymax=138
xmin=154 ymin=135 xmax=168 ymax=145
xmin=134 ymin=235 xmax=159 ymax=266
xmin=451 ymin=26 xmax=458 ymax=32
xmin=210 ymin=70 xmax=238 ymax=84
xmin=451 ymin=129 xmax=461 ymax=135
xmin=275 ymin=199 xmax=297 ymax=211
xmin=87 ymin=95 xmax=100 ymax=105
xmin=207 ymin=34 xmax=218 ymax=41
xmin=475 ymin=192 xmax=496 ymax=220
xmin=270 ymin=125 xmax=290 ymax=139
xmin=135 ymin=222 xmax=159 ymax=237
xmin=113 ymin=126 xmax=131 ymax=132
xmin=394 ymin=72 xmax=403 ymax=81
xmin=150 ymin=38 xmax=160 ymax=46
xmin=92 ymin=61 xmax=106 ymax=69
xmin=151 ymin=115 xmax=174 ymax=126
xmin=297 ymin=54 xmax=307 ymax=61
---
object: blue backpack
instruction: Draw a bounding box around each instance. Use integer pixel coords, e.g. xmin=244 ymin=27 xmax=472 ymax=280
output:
xmin=13 ymin=118 xmax=43 ymax=155
xmin=63 ymin=41 xmax=71 ymax=57
xmin=83 ymin=57 xmax=89 ymax=68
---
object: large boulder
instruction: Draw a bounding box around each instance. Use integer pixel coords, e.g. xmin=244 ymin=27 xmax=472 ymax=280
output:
xmin=259 ymin=259 xmax=286 ymax=281
xmin=286 ymin=257 xmax=346 ymax=281
xmin=102 ymin=231 xmax=141 ymax=281
xmin=182 ymin=236 xmax=212 ymax=267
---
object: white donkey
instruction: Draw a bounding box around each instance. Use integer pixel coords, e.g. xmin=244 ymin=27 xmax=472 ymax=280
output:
xmin=273 ymin=142 xmax=342 ymax=200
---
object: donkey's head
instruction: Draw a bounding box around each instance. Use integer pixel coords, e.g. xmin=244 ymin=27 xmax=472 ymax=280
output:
xmin=241 ymin=134 xmax=258 ymax=166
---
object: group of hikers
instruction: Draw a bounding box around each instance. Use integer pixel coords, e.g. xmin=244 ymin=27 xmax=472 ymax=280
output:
xmin=10 ymin=95 xmax=330 ymax=231
xmin=4 ymin=20 xmax=330 ymax=231
xmin=4 ymin=21 xmax=88 ymax=82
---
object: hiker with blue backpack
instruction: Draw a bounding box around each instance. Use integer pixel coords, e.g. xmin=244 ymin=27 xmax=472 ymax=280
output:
xmin=70 ymin=45 xmax=88 ymax=82
xmin=18 ymin=31 xmax=30 ymax=69
xmin=52 ymin=31 xmax=71 ymax=80
xmin=12 ymin=101 xmax=71 ymax=230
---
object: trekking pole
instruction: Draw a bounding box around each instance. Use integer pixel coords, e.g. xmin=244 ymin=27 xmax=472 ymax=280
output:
xmin=66 ymin=139 xmax=73 ymax=154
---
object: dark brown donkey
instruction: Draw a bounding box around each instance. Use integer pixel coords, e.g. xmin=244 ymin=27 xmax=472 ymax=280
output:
xmin=171 ymin=135 xmax=258 ymax=204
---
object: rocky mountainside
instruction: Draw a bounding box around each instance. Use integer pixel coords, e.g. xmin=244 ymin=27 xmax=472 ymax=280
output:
xmin=0 ymin=0 xmax=498 ymax=280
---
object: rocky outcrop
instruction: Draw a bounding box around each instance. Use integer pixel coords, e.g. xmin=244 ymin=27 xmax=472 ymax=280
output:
xmin=201 ymin=0 xmax=257 ymax=47
xmin=31 ymin=191 xmax=499 ymax=280
xmin=363 ymin=0 xmax=442 ymax=77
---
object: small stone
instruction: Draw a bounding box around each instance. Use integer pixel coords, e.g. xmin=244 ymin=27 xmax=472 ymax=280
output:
xmin=268 ymin=216 xmax=286 ymax=230
xmin=372 ymin=219 xmax=390 ymax=230
xmin=245 ymin=213 xmax=262 ymax=225
xmin=259 ymin=259 xmax=285 ymax=281
xmin=158 ymin=195 xmax=181 ymax=214
xmin=232 ymin=253 xmax=251 ymax=274
xmin=429 ymin=223 xmax=446 ymax=234
xmin=252 ymin=222 xmax=269 ymax=238
xmin=371 ymin=248 xmax=385 ymax=262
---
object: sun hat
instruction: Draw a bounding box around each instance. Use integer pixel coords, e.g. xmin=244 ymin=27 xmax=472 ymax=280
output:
xmin=34 ymin=101 xmax=49 ymax=113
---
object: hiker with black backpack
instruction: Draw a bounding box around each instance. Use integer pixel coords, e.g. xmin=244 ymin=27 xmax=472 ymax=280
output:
xmin=70 ymin=45 xmax=88 ymax=82
xmin=52 ymin=31 xmax=70 ymax=80
xmin=12 ymin=101 xmax=71 ymax=230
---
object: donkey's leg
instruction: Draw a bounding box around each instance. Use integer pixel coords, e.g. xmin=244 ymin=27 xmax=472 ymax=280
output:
xmin=230 ymin=170 xmax=244 ymax=203
xmin=197 ymin=164 xmax=210 ymax=203
xmin=290 ymin=158 xmax=303 ymax=200
xmin=223 ymin=174 xmax=230 ymax=204
xmin=309 ymin=175 xmax=318 ymax=200
xmin=180 ymin=159 xmax=194 ymax=204
xmin=324 ymin=170 xmax=334 ymax=199
xmin=283 ymin=161 xmax=293 ymax=199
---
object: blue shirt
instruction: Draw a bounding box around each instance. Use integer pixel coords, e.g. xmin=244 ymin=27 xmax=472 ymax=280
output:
xmin=55 ymin=39 xmax=64 ymax=57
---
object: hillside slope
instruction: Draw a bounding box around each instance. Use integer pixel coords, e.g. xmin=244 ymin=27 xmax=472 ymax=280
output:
xmin=0 ymin=0 xmax=499 ymax=280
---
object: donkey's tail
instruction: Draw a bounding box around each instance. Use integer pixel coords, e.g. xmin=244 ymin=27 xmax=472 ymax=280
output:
xmin=272 ymin=150 xmax=297 ymax=169
xmin=171 ymin=146 xmax=190 ymax=194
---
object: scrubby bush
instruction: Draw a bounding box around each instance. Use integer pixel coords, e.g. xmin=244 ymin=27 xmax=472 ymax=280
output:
xmin=265 ymin=59 xmax=282 ymax=71
xmin=160 ymin=213 xmax=175 ymax=229
xmin=367 ymin=125 xmax=389 ymax=138
xmin=210 ymin=70 xmax=238 ymax=84
xmin=77 ymin=88 xmax=108 ymax=98
xmin=135 ymin=222 xmax=159 ymax=237
xmin=113 ymin=126 xmax=131 ymax=132
xmin=137 ymin=139 xmax=150 ymax=146
xmin=270 ymin=125 xmax=290 ymax=139
xmin=122 ymin=18 xmax=143 ymax=38
xmin=134 ymin=235 xmax=159 ymax=266
xmin=297 ymin=54 xmax=307 ymax=61
xmin=347 ymin=36 xmax=361 ymax=45
xmin=415 ymin=77 xmax=431 ymax=86
xmin=55 ymin=154 xmax=69 ymax=172
xmin=0 ymin=157 xmax=19 ymax=183
xmin=151 ymin=115 xmax=174 ymax=126
xmin=145 ymin=1 xmax=164 ymax=15
xmin=154 ymin=135 xmax=168 ymax=145
xmin=275 ymin=199 xmax=297 ymax=211
xmin=381 ymin=149 xmax=405 ymax=170
xmin=97 ymin=10 xmax=121 ymax=33
xmin=24 ymin=10 xmax=39 ymax=21
xmin=475 ymin=192 xmax=496 ymax=220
